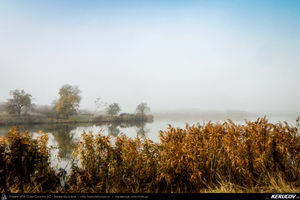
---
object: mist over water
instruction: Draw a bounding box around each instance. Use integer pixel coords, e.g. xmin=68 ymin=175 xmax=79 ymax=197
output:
xmin=1 ymin=2 xmax=300 ymax=194
xmin=1 ymin=1 xmax=299 ymax=165
xmin=0 ymin=1 xmax=300 ymax=115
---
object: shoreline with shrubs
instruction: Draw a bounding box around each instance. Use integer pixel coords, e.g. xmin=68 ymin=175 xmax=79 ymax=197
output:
xmin=0 ymin=113 xmax=154 ymax=126
xmin=0 ymin=117 xmax=299 ymax=193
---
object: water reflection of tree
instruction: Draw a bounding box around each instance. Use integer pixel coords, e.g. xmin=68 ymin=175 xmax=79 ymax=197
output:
xmin=44 ymin=125 xmax=77 ymax=159
xmin=3 ymin=120 xmax=152 ymax=158
xmin=2 ymin=124 xmax=77 ymax=159
xmin=107 ymin=124 xmax=120 ymax=137
xmin=136 ymin=123 xmax=149 ymax=140
xmin=107 ymin=121 xmax=149 ymax=139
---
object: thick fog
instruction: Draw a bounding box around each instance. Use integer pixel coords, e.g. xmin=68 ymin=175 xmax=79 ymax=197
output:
xmin=0 ymin=1 xmax=300 ymax=114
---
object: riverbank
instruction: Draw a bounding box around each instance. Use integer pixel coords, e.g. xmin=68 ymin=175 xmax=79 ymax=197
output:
xmin=0 ymin=114 xmax=154 ymax=126
xmin=0 ymin=118 xmax=299 ymax=193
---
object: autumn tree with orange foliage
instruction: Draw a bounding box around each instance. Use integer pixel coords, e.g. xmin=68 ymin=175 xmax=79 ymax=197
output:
xmin=55 ymin=85 xmax=81 ymax=119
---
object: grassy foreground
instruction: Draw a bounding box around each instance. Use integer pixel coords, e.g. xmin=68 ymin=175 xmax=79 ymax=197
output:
xmin=0 ymin=118 xmax=299 ymax=193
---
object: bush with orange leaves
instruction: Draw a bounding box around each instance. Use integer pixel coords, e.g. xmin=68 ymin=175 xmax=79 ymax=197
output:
xmin=0 ymin=127 xmax=58 ymax=193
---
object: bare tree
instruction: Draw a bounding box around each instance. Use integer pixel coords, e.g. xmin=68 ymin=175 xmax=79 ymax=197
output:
xmin=94 ymin=97 xmax=107 ymax=113
xmin=5 ymin=89 xmax=33 ymax=118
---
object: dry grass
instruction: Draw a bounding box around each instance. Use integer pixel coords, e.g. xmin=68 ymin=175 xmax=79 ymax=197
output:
xmin=0 ymin=117 xmax=299 ymax=193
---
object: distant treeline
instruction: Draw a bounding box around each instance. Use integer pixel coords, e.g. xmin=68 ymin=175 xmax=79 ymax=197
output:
xmin=0 ymin=113 xmax=153 ymax=126
xmin=0 ymin=85 xmax=153 ymax=125
xmin=94 ymin=113 xmax=153 ymax=123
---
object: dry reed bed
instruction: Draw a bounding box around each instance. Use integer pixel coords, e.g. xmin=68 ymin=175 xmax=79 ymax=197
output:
xmin=0 ymin=118 xmax=299 ymax=193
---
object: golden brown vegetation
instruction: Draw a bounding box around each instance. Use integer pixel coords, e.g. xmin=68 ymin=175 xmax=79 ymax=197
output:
xmin=157 ymin=118 xmax=300 ymax=192
xmin=0 ymin=118 xmax=299 ymax=193
xmin=0 ymin=127 xmax=58 ymax=193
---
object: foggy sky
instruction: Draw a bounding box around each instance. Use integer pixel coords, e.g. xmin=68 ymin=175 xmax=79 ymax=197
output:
xmin=0 ymin=0 xmax=300 ymax=113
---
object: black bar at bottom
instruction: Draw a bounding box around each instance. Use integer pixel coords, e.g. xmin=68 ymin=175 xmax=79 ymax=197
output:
xmin=1 ymin=193 xmax=299 ymax=200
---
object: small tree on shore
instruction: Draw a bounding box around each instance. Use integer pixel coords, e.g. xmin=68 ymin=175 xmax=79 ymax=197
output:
xmin=5 ymin=89 xmax=33 ymax=118
xmin=94 ymin=97 xmax=107 ymax=114
xmin=55 ymin=85 xmax=81 ymax=119
xmin=106 ymin=103 xmax=121 ymax=116
xmin=136 ymin=102 xmax=150 ymax=116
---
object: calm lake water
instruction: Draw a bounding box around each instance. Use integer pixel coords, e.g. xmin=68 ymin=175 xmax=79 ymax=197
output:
xmin=0 ymin=116 xmax=298 ymax=171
